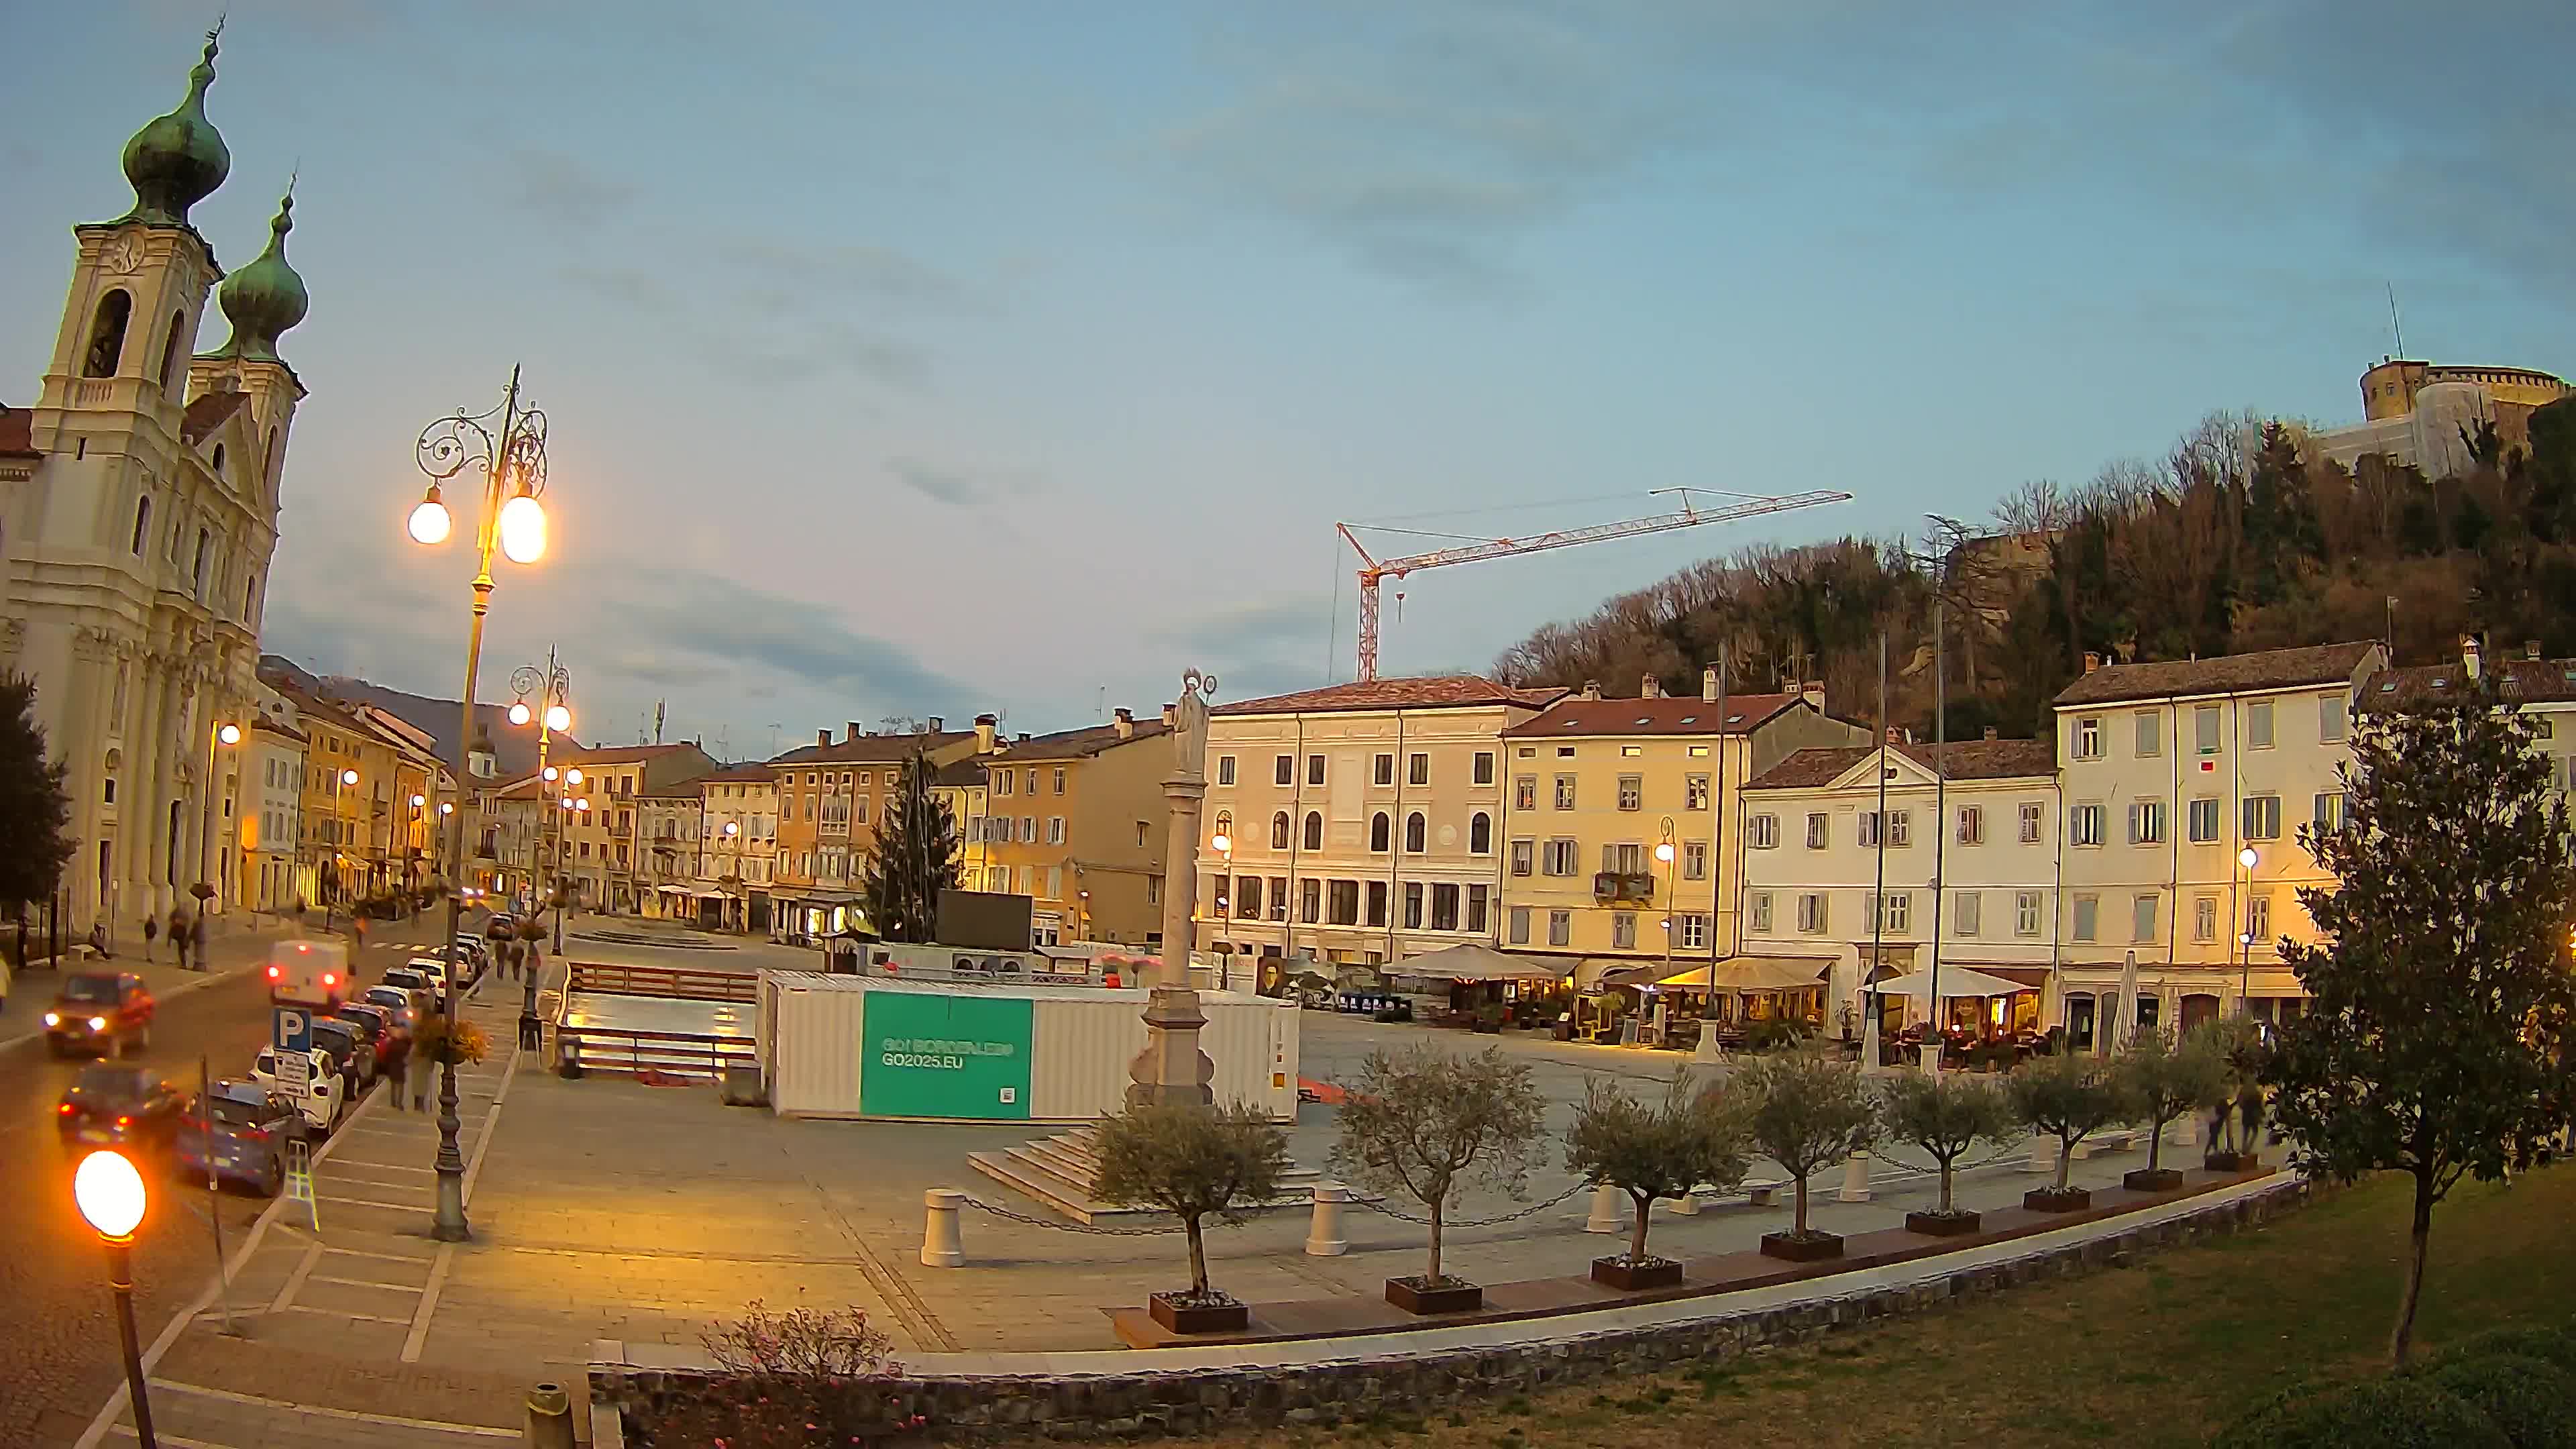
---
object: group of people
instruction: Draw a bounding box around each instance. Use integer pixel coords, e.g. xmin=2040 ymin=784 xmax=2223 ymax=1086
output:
xmin=134 ymin=904 xmax=211 ymax=969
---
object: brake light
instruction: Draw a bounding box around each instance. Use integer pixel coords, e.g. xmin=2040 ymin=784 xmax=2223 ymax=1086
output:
xmin=116 ymin=1115 xmax=131 ymax=1127
xmin=323 ymin=973 xmax=338 ymax=987
xmin=267 ymin=965 xmax=280 ymax=979
xmin=59 ymin=1103 xmax=74 ymax=1114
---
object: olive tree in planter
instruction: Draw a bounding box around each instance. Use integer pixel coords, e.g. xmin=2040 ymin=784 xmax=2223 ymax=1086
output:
xmin=2007 ymin=1051 xmax=2128 ymax=1212
xmin=2111 ymin=1025 xmax=2229 ymax=1191
xmin=1737 ymin=1049 xmax=1880 ymax=1262
xmin=1091 ymin=1102 xmax=1292 ymax=1334
xmin=1562 ymin=1070 xmax=1750 ymax=1289
xmin=1878 ymin=1070 xmax=2017 ymax=1236
xmin=1330 ymin=1044 xmax=1546 ymax=1314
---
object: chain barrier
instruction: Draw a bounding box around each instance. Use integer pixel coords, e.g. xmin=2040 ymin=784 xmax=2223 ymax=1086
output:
xmin=1346 ymin=1180 xmax=1589 ymax=1229
xmin=956 ymin=1196 xmax=1191 ymax=1237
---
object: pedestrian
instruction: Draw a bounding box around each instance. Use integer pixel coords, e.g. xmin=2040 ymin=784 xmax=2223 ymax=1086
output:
xmin=525 ymin=938 xmax=545 ymax=990
xmin=169 ymin=908 xmax=192 ymax=971
xmin=141 ymin=914 xmax=157 ymax=963
xmin=380 ymin=1036 xmax=409 ymax=1111
xmin=88 ymin=922 xmax=111 ymax=960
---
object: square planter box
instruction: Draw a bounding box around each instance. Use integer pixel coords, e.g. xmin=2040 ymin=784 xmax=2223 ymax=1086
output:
xmin=1904 ymin=1210 xmax=1983 ymax=1237
xmin=2203 ymin=1151 xmax=2261 ymax=1173
xmin=1148 ymin=1292 xmax=1248 ymax=1336
xmin=2123 ymin=1167 xmax=2185 ymax=1193
xmin=1759 ymin=1230 xmax=1844 ymax=1263
xmin=1591 ymin=1256 xmax=1685 ymax=1291
xmin=2023 ymin=1187 xmax=2092 ymax=1214
xmin=1385 ymin=1277 xmax=1483 ymax=1315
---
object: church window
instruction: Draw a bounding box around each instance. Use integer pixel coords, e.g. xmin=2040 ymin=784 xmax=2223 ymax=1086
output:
xmin=129 ymin=496 xmax=152 ymax=555
xmin=83 ymin=290 xmax=132 ymax=378
xmin=158 ymin=311 xmax=186 ymax=394
xmin=193 ymin=528 xmax=210 ymax=598
xmin=211 ymin=443 xmax=225 ymax=477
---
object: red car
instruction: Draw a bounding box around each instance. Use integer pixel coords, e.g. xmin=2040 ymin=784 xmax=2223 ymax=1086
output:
xmin=44 ymin=972 xmax=155 ymax=1058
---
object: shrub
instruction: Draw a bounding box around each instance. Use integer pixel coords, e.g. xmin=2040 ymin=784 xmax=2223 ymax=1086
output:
xmin=2421 ymin=1354 xmax=2576 ymax=1449
xmin=1092 ymin=1102 xmax=1292 ymax=1304
xmin=1743 ymin=1016 xmax=1815 ymax=1053
xmin=641 ymin=1300 xmax=917 ymax=1447
xmin=2208 ymin=1376 xmax=2510 ymax=1449
xmin=2434 ymin=1325 xmax=2576 ymax=1373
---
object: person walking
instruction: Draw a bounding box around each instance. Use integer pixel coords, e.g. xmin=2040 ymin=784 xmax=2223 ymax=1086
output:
xmin=380 ymin=1033 xmax=409 ymax=1111
xmin=141 ymin=914 xmax=157 ymax=963
xmin=169 ymin=908 xmax=192 ymax=971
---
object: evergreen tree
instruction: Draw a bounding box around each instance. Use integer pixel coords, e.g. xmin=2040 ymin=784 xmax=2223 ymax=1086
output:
xmin=860 ymin=750 xmax=959 ymax=944
xmin=0 ymin=672 xmax=76 ymax=968
xmin=2269 ymin=676 xmax=2576 ymax=1369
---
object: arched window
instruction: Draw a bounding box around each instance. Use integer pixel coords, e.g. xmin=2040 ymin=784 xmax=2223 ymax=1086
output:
xmin=264 ymin=426 xmax=278 ymax=493
xmin=210 ymin=443 xmax=225 ymax=478
xmin=193 ymin=527 xmax=211 ymax=598
xmin=84 ymin=290 xmax=133 ymax=377
xmin=158 ymin=311 xmax=186 ymax=394
xmin=1302 ymin=811 xmax=1323 ymax=851
xmin=1469 ymin=811 xmax=1492 ymax=854
xmin=244 ymin=572 xmax=258 ymax=620
xmin=129 ymin=495 xmax=152 ymax=555
xmin=1405 ymin=812 xmax=1426 ymax=853
xmin=1271 ymin=811 xmax=1290 ymax=850
xmin=1370 ymin=812 xmax=1390 ymax=852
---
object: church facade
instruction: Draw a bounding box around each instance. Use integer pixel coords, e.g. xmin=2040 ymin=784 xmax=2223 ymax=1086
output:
xmin=0 ymin=28 xmax=310 ymax=941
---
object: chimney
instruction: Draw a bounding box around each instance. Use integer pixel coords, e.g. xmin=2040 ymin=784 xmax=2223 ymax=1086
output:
xmin=2082 ymin=651 xmax=2102 ymax=674
xmin=1581 ymin=680 xmax=1602 ymax=701
xmin=847 ymin=722 xmax=864 ymax=744
xmin=1701 ymin=666 xmax=1719 ymax=703
xmin=2462 ymin=634 xmax=2482 ymax=681
xmin=926 ymin=716 xmax=944 ymax=733
xmin=1112 ymin=707 xmax=1134 ymax=740
xmin=1161 ymin=702 xmax=1177 ymax=728
xmin=1016 ymin=733 xmax=1030 ymax=745
xmin=2528 ymin=640 xmax=2544 ymax=661
xmin=975 ymin=713 xmax=998 ymax=753
xmin=1983 ymin=726 xmax=1999 ymax=741
xmin=1641 ymin=674 xmax=1663 ymax=699
xmin=817 ymin=729 xmax=831 ymax=748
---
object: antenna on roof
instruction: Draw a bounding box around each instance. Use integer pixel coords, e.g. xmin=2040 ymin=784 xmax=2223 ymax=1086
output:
xmin=2387 ymin=282 xmax=2404 ymax=358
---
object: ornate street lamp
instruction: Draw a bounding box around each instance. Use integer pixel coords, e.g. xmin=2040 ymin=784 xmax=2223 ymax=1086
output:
xmin=509 ymin=650 xmax=573 ymax=943
xmin=407 ymin=368 xmax=551 ymax=1243
xmin=74 ymin=1149 xmax=156 ymax=1448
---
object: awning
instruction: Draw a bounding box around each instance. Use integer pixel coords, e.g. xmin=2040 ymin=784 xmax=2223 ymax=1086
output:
xmin=1601 ymin=955 xmax=1832 ymax=993
xmin=781 ymin=890 xmax=862 ymax=906
xmin=1870 ymin=965 xmax=2037 ymax=1000
xmin=1389 ymin=943 xmax=1570 ymax=983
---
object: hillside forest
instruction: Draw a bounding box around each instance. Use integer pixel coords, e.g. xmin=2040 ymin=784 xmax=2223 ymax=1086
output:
xmin=1489 ymin=398 xmax=2576 ymax=742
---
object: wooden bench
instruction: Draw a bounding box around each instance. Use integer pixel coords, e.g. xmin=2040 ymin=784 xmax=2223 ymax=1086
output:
xmin=2070 ymin=1128 xmax=2143 ymax=1161
xmin=1673 ymin=1177 xmax=1789 ymax=1210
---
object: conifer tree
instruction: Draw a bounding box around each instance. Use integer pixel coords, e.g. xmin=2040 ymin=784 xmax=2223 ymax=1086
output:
xmin=860 ymin=750 xmax=959 ymax=944
xmin=0 ymin=672 xmax=76 ymax=969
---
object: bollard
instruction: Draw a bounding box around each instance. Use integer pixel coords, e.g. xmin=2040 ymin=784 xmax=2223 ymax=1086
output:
xmin=1668 ymin=1189 xmax=1700 ymax=1217
xmin=920 ymin=1188 xmax=966 ymax=1268
xmin=1584 ymin=1183 xmax=1624 ymax=1233
xmin=1304 ymin=1181 xmax=1350 ymax=1256
xmin=2023 ymin=1130 xmax=2056 ymax=1174
xmin=524 ymin=1382 xmax=575 ymax=1449
xmin=1837 ymin=1150 xmax=1873 ymax=1203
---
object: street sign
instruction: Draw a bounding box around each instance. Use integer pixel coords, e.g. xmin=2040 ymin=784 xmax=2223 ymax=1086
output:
xmin=273 ymin=1007 xmax=313 ymax=1093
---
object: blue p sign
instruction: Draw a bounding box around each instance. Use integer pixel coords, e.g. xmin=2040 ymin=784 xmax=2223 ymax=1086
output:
xmin=274 ymin=1006 xmax=312 ymax=1056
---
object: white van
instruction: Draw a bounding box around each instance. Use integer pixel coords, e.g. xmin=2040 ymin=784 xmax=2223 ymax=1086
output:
xmin=265 ymin=939 xmax=350 ymax=1008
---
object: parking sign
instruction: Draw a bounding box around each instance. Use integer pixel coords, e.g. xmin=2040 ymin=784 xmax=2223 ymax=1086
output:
xmin=274 ymin=1006 xmax=313 ymax=1092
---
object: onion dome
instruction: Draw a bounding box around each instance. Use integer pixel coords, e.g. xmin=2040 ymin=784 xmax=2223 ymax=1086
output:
xmin=207 ymin=190 xmax=308 ymax=364
xmin=119 ymin=27 xmax=231 ymax=227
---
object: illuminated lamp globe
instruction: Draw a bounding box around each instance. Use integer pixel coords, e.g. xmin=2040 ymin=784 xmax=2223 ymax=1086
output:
xmin=341 ymin=769 xmax=359 ymax=786
xmin=411 ymin=794 xmax=425 ymax=808
xmin=74 ymin=1149 xmax=147 ymax=1240
xmin=1210 ymin=832 xmax=1232 ymax=854
xmin=565 ymin=768 xmax=583 ymax=785
xmin=440 ymin=802 xmax=454 ymax=814
xmin=545 ymin=704 xmax=572 ymax=733
xmin=1654 ymin=842 xmax=1676 ymax=863
xmin=217 ymin=723 xmax=241 ymax=746
xmin=2238 ymin=847 xmax=2259 ymax=870
xmin=542 ymin=765 xmax=558 ymax=782
xmin=496 ymin=490 xmax=547 ymax=564
xmin=724 ymin=822 xmax=739 ymax=837
xmin=406 ymin=488 xmax=452 ymax=545
xmin=507 ymin=701 xmax=532 ymax=727
xmin=576 ymin=797 xmax=590 ymax=812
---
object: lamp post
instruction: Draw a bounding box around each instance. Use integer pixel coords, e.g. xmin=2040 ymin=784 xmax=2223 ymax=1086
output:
xmin=199 ymin=721 xmax=241 ymax=926
xmin=1210 ymin=818 xmax=1234 ymax=990
xmin=407 ymin=368 xmax=551 ymax=1242
xmin=2237 ymin=846 xmax=2259 ymax=1007
xmin=74 ymin=1149 xmax=156 ymax=1449
xmin=509 ymin=653 xmax=573 ymax=937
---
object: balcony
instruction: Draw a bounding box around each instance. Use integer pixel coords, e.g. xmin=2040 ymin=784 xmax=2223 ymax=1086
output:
xmin=1593 ymin=871 xmax=1656 ymax=904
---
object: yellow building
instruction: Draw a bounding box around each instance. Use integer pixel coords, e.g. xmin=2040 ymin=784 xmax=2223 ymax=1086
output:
xmin=768 ymin=723 xmax=979 ymax=941
xmin=969 ymin=708 xmax=1173 ymax=947
xmin=1495 ymin=673 xmax=1866 ymax=980
xmin=550 ymin=743 xmax=716 ymax=914
xmin=933 ymin=754 xmax=993 ymax=896
xmin=694 ymin=764 xmax=780 ymax=932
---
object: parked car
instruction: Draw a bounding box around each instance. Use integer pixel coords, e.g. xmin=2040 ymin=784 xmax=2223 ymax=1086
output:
xmin=361 ymin=984 xmax=426 ymax=1031
xmin=306 ymin=1018 xmax=376 ymax=1094
xmin=402 ymin=956 xmax=453 ymax=992
xmin=43 ymin=972 xmax=155 ymax=1058
xmin=58 ymin=1064 xmax=186 ymax=1154
xmin=251 ymin=1046 xmax=344 ymax=1131
xmin=175 ymin=1081 xmax=303 ymax=1195
xmin=334 ymin=1001 xmax=408 ymax=1070
xmin=380 ymin=967 xmax=438 ymax=1001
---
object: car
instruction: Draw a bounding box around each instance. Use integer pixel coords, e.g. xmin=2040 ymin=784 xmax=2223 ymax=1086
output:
xmin=403 ymin=955 xmax=453 ymax=987
xmin=334 ymin=1001 xmax=408 ymax=1070
xmin=265 ymin=938 xmax=350 ymax=1009
xmin=360 ymin=984 xmax=427 ymax=1031
xmin=305 ymin=1018 xmax=376 ymax=1094
xmin=380 ymin=967 xmax=437 ymax=1000
xmin=175 ymin=1081 xmax=303 ymax=1195
xmin=251 ymin=1046 xmax=344 ymax=1131
xmin=58 ymin=1064 xmax=186 ymax=1154
xmin=43 ymin=972 xmax=155 ymax=1057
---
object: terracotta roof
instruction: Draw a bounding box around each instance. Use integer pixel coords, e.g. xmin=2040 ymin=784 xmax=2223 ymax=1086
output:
xmin=0 ymin=406 xmax=36 ymax=458
xmin=698 ymin=763 xmax=777 ymax=785
xmin=1214 ymin=676 xmax=1567 ymax=716
xmin=934 ymin=758 xmax=989 ymax=788
xmin=1500 ymin=693 xmax=1803 ymax=739
xmin=251 ymin=717 xmax=307 ymax=744
xmin=1746 ymin=738 xmax=2057 ymax=792
xmin=180 ymin=390 xmax=248 ymax=445
xmin=2053 ymin=642 xmax=2380 ymax=707
xmin=555 ymin=743 xmax=709 ymax=766
xmin=991 ymin=718 xmax=1171 ymax=762
xmin=2365 ymin=657 xmax=2576 ymax=709
xmin=769 ymin=731 xmax=974 ymax=766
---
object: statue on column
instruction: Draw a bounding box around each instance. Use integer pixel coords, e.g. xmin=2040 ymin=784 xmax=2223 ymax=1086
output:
xmin=1128 ymin=667 xmax=1218 ymax=1110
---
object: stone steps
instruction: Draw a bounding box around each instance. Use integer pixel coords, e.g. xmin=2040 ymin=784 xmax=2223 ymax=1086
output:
xmin=968 ymin=1127 xmax=1322 ymax=1226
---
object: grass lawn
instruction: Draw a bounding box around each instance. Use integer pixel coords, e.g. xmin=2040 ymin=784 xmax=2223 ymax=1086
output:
xmin=1224 ymin=1165 xmax=2576 ymax=1449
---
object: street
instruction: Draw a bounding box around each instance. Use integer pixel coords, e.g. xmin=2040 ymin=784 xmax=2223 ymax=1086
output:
xmin=0 ymin=914 xmax=468 ymax=1446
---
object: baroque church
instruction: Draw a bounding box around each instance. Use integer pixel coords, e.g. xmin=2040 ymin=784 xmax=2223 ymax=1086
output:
xmin=0 ymin=28 xmax=308 ymax=939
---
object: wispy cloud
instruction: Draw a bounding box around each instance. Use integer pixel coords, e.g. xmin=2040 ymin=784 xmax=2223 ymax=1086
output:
xmin=888 ymin=457 xmax=1037 ymax=508
xmin=502 ymin=148 xmax=636 ymax=227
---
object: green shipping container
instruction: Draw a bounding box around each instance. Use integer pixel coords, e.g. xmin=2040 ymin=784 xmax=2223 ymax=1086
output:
xmin=859 ymin=991 xmax=1034 ymax=1120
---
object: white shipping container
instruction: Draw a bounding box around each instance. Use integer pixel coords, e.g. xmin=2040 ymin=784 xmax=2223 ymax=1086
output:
xmin=759 ymin=971 xmax=1298 ymax=1123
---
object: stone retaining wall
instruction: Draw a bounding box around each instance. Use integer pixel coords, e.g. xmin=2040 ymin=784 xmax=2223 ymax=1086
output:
xmin=594 ymin=1177 xmax=2312 ymax=1444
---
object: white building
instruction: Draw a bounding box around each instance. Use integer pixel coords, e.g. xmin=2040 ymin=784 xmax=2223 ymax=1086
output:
xmin=2051 ymin=641 xmax=2385 ymax=1049
xmin=0 ymin=33 xmax=307 ymax=943
xmin=241 ymin=694 xmax=307 ymax=912
xmin=1740 ymin=735 xmax=2061 ymax=1040
xmin=1197 ymin=676 xmax=1564 ymax=970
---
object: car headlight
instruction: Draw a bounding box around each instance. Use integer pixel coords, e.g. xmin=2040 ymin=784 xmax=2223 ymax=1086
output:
xmin=88 ymin=1016 xmax=108 ymax=1032
xmin=44 ymin=1012 xmax=59 ymax=1027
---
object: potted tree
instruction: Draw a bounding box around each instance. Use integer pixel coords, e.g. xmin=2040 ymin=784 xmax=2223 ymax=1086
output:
xmin=1331 ymin=1044 xmax=1546 ymax=1314
xmin=1737 ymin=1049 xmax=1881 ymax=1261
xmin=1879 ymin=1070 xmax=2017 ymax=1236
xmin=1563 ymin=1071 xmax=1751 ymax=1289
xmin=2203 ymin=1018 xmax=2269 ymax=1173
xmin=1091 ymin=1102 xmax=1292 ymax=1334
xmin=2114 ymin=1025 xmax=2229 ymax=1191
xmin=2007 ymin=1052 xmax=2129 ymax=1212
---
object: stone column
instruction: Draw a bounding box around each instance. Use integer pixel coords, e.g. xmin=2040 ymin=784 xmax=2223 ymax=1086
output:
xmin=1127 ymin=669 xmax=1218 ymax=1112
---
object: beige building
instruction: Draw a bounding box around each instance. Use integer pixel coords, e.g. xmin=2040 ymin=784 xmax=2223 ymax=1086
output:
xmin=1197 ymin=675 xmax=1565 ymax=970
xmin=1741 ymin=737 xmax=2060 ymax=1038
xmin=1495 ymin=672 xmax=1864 ymax=979
xmin=239 ymin=691 xmax=307 ymax=913
xmin=637 ymin=783 xmax=704 ymax=918
xmin=551 ymin=743 xmax=716 ymax=913
xmin=971 ymin=708 xmax=1174 ymax=947
xmin=2051 ymin=641 xmax=2385 ymax=1047
xmin=694 ymin=764 xmax=778 ymax=932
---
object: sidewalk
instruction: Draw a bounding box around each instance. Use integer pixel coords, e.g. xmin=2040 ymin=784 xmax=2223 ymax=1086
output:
xmin=1 ymin=916 xmax=300 ymax=1052
xmin=77 ymin=957 xmax=542 ymax=1449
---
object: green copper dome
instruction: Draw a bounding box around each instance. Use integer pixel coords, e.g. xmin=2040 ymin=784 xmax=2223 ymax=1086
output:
xmin=119 ymin=28 xmax=230 ymax=227
xmin=209 ymin=189 xmax=308 ymax=363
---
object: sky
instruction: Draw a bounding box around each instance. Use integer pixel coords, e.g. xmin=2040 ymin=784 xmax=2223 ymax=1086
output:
xmin=7 ymin=1 xmax=2573 ymax=759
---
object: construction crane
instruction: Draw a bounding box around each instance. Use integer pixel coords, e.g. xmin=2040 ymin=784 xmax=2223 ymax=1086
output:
xmin=1336 ymin=487 xmax=1854 ymax=682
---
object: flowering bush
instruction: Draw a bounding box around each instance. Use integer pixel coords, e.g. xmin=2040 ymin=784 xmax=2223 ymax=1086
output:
xmin=637 ymin=1302 xmax=924 ymax=1448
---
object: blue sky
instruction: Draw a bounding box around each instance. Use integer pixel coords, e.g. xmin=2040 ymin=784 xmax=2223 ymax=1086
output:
xmin=7 ymin=1 xmax=2571 ymax=757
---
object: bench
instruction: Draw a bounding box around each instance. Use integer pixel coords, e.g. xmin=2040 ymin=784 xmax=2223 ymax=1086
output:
xmin=1672 ymin=1177 xmax=1789 ymax=1211
xmin=2070 ymin=1128 xmax=2143 ymax=1161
